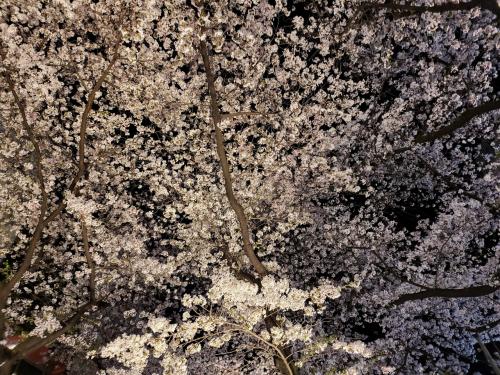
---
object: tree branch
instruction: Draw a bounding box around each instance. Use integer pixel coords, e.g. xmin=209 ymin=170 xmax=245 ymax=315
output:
xmin=0 ymin=302 xmax=95 ymax=375
xmin=365 ymin=0 xmax=499 ymax=19
xmin=391 ymin=284 xmax=499 ymax=306
xmin=0 ymin=219 xmax=99 ymax=373
xmin=198 ymin=40 xmax=268 ymax=277
xmin=466 ymin=318 xmax=500 ymax=333
xmin=220 ymin=242 xmax=261 ymax=286
xmin=225 ymin=323 xmax=295 ymax=375
xmin=69 ymin=39 xmax=122 ymax=194
xmin=0 ymin=39 xmax=120 ymax=340
xmin=0 ymin=49 xmax=49 ymax=338
xmin=414 ymin=99 xmax=500 ymax=144
xmin=45 ymin=41 xmax=121 ymax=222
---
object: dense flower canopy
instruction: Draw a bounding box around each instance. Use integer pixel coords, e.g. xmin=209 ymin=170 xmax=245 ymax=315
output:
xmin=0 ymin=0 xmax=499 ymax=374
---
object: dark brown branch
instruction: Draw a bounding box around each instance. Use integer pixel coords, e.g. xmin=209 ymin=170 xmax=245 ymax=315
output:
xmin=40 ymin=40 xmax=121 ymax=227
xmin=220 ymin=242 xmax=260 ymax=286
xmin=45 ymin=42 xmax=121 ymax=221
xmin=414 ymin=99 xmax=500 ymax=144
xmin=366 ymin=0 xmax=499 ymax=19
xmin=69 ymin=41 xmax=121 ymax=193
xmin=0 ymin=54 xmax=49 ymax=338
xmin=392 ymin=99 xmax=500 ymax=155
xmin=0 ymin=220 xmax=100 ymax=373
xmin=217 ymin=238 xmax=297 ymax=374
xmin=198 ymin=40 xmax=268 ymax=277
xmin=219 ymin=243 xmax=296 ymax=374
xmin=0 ymin=40 xmax=120 ymax=339
xmin=392 ymin=284 xmax=499 ymax=306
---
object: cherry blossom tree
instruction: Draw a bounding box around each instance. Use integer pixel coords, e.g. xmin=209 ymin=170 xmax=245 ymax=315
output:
xmin=1 ymin=0 xmax=498 ymax=374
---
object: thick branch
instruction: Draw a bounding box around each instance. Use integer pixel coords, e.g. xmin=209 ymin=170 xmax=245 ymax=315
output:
xmin=219 ymin=240 xmax=297 ymax=374
xmin=264 ymin=313 xmax=299 ymax=375
xmin=220 ymin=242 xmax=260 ymax=285
xmin=414 ymin=99 xmax=500 ymax=144
xmin=366 ymin=0 xmax=500 ymax=18
xmin=393 ymin=99 xmax=500 ymax=154
xmin=392 ymin=284 xmax=499 ymax=306
xmin=198 ymin=40 xmax=267 ymax=277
